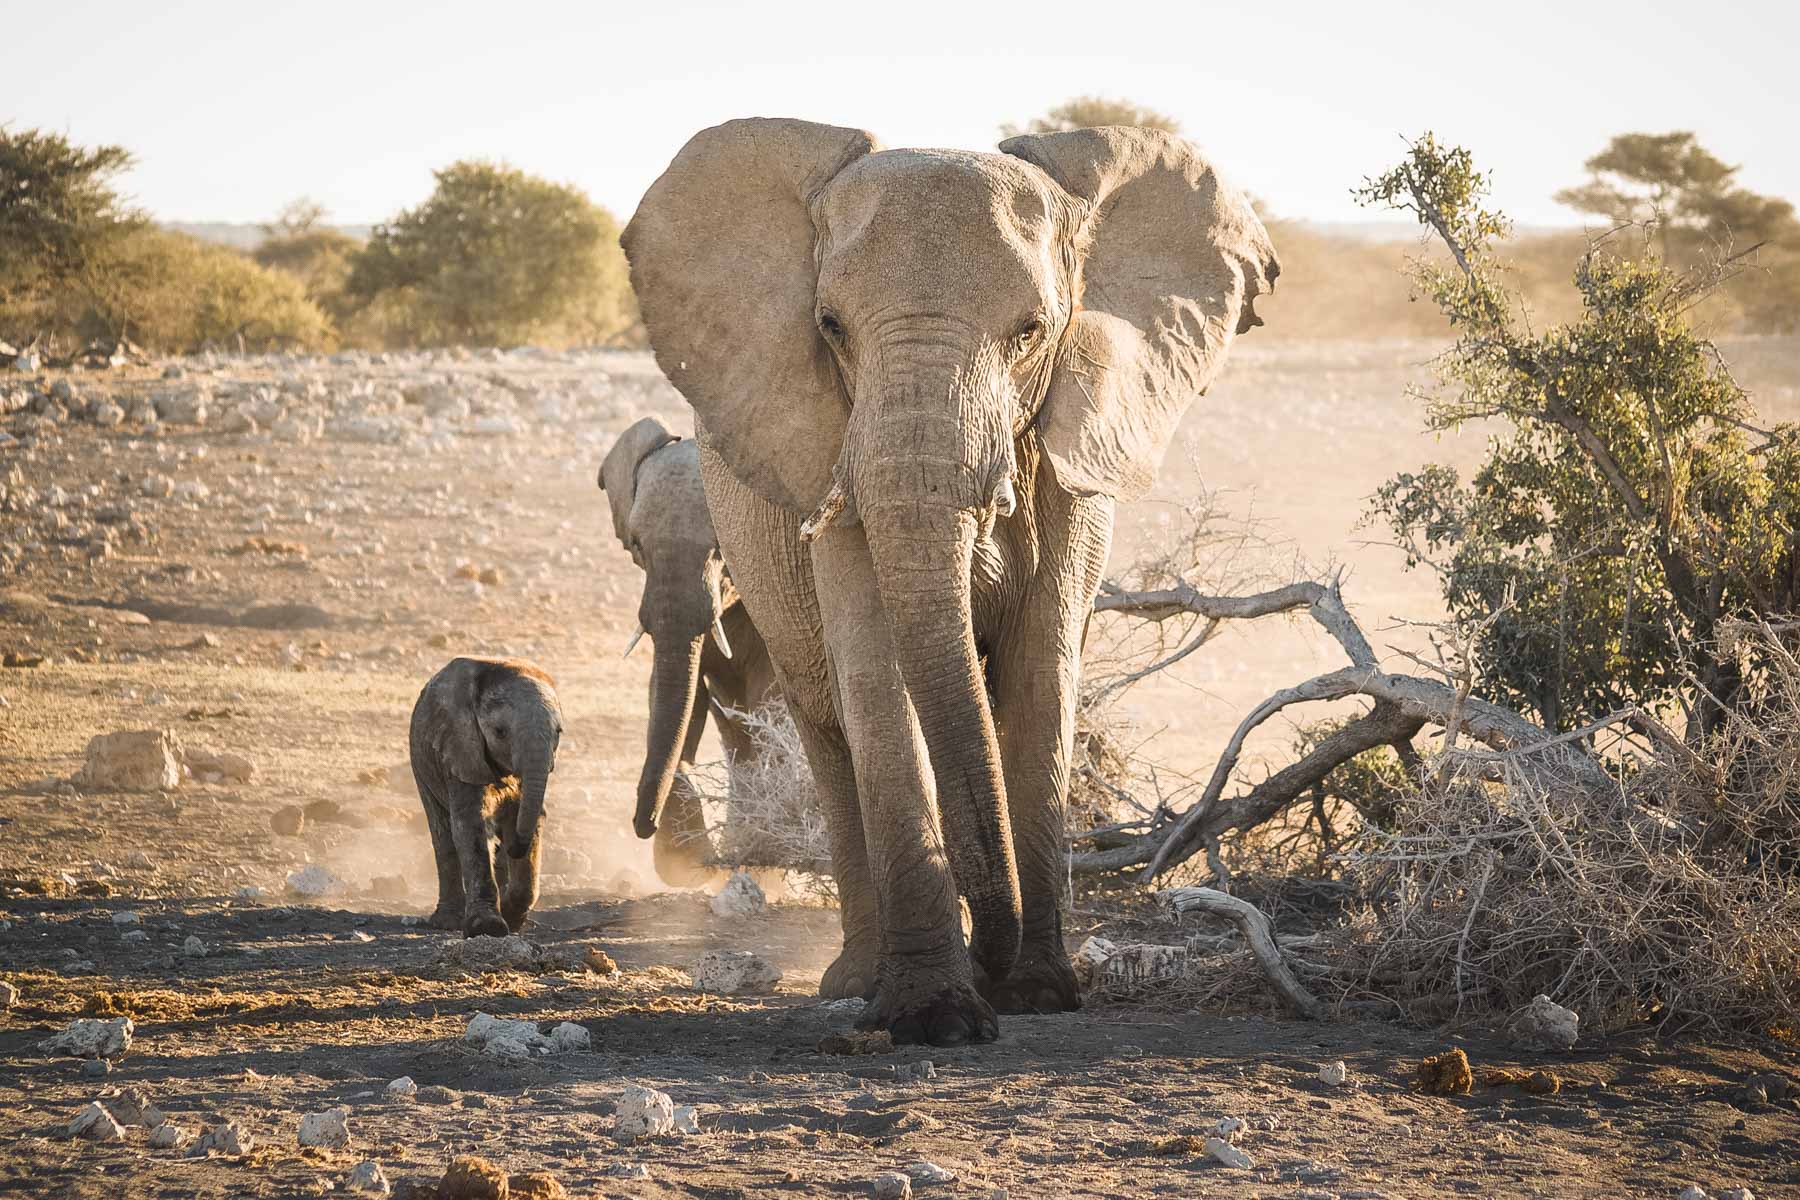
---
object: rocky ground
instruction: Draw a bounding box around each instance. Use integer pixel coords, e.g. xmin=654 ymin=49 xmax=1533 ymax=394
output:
xmin=1 ymin=344 xmax=1797 ymax=1199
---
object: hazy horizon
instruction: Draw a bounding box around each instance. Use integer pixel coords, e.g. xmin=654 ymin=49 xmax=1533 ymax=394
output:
xmin=10 ymin=0 xmax=1797 ymax=230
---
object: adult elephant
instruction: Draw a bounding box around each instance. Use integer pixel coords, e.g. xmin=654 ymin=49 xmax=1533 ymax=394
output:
xmin=623 ymin=119 xmax=1277 ymax=1045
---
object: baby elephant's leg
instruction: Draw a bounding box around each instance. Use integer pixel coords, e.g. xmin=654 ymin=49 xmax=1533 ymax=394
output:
xmin=493 ymin=793 xmax=541 ymax=932
xmin=420 ymin=790 xmax=465 ymax=930
xmin=447 ymin=780 xmax=508 ymax=938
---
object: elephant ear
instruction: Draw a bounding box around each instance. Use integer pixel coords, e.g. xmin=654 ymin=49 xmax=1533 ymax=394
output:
xmin=1001 ymin=127 xmax=1280 ymax=500
xmin=422 ymin=657 xmax=490 ymax=786
xmin=599 ymin=415 xmax=680 ymax=553
xmin=622 ymin=118 xmax=879 ymax=512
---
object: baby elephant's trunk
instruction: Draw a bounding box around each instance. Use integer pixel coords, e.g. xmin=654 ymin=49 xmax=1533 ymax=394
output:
xmin=509 ymin=745 xmax=553 ymax=859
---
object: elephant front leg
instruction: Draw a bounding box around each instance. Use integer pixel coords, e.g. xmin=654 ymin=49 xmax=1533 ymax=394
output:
xmin=446 ymin=780 xmax=508 ymax=938
xmin=985 ymin=501 xmax=1113 ymax=1014
xmin=813 ymin=529 xmax=997 ymax=1046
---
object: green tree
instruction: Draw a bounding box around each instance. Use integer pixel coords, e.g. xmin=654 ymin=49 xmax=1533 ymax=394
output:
xmin=343 ymin=161 xmax=636 ymax=347
xmin=0 ymin=126 xmax=143 ymax=331
xmin=1556 ymin=132 xmax=1800 ymax=332
xmin=1000 ymin=95 xmax=1182 ymax=139
xmin=253 ymin=198 xmax=360 ymax=321
xmin=1359 ymin=134 xmax=1800 ymax=737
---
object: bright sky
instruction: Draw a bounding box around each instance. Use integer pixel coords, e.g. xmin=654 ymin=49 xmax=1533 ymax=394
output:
xmin=10 ymin=0 xmax=1795 ymax=230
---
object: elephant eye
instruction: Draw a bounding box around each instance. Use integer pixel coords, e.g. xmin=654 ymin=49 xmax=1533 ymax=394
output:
xmin=495 ymin=726 xmax=509 ymax=741
xmin=817 ymin=310 xmax=845 ymax=344
xmin=1013 ymin=316 xmax=1046 ymax=352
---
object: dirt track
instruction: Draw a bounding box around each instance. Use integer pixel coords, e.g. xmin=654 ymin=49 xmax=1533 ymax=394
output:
xmin=2 ymin=342 xmax=1797 ymax=1198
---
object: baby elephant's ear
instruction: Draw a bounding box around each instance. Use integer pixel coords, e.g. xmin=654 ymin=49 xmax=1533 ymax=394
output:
xmin=1002 ymin=126 xmax=1280 ymax=500
xmin=423 ymin=657 xmax=489 ymax=785
xmin=599 ymin=416 xmax=680 ymax=551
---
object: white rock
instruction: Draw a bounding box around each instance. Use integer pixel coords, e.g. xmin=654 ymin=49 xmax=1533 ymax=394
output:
xmin=297 ymin=1106 xmax=351 ymax=1148
xmin=1717 ymin=1189 xmax=1756 ymax=1200
xmin=234 ymin=885 xmax=264 ymax=901
xmin=41 ymin=1016 xmax=134 ymax=1059
xmin=148 ymin=1122 xmax=189 ymax=1149
xmin=153 ymin=388 xmax=209 ymax=424
xmin=1213 ymin=1116 xmax=1246 ymax=1143
xmin=906 ymin=1161 xmax=956 ymax=1184
xmin=182 ymin=935 xmax=207 ymax=958
xmin=384 ymin=1076 xmax=417 ymax=1098
xmin=485 ymin=1036 xmax=532 ymax=1060
xmin=549 ymin=1021 xmax=591 ymax=1053
xmin=0 ymin=980 xmax=16 ymax=1009
xmin=613 ymin=1083 xmax=675 ymax=1140
xmin=285 ymin=864 xmax=347 ymax=898
xmin=111 ymin=910 xmax=142 ymax=926
xmin=1098 ymin=942 xmax=1187 ymax=989
xmin=464 ymin=1012 xmax=549 ymax=1050
xmin=346 ymin=1160 xmax=391 ymax=1195
xmin=1071 ymin=935 xmax=1119 ymax=988
xmin=1319 ymin=1060 xmax=1348 ymax=1086
xmin=183 ymin=746 xmax=255 ymax=783
xmin=468 ymin=415 xmax=522 ymax=437
xmin=1678 ymin=1189 xmax=1709 ymax=1200
xmin=79 ymin=729 xmax=182 ymax=791
xmin=70 ymin=1102 xmax=124 ymax=1141
xmin=873 ymin=1172 xmax=913 ymax=1200
xmin=109 ymin=1088 xmax=165 ymax=1127
xmin=605 ymin=1162 xmax=653 ymax=1180
xmin=672 ymin=1104 xmax=700 ymax=1134
xmin=192 ymin=1120 xmax=252 ymax=1156
xmin=1515 ymin=994 xmax=1579 ymax=1050
xmin=91 ymin=401 xmax=125 ymax=427
xmin=689 ymin=950 xmax=782 ymax=995
xmin=710 ymin=869 xmax=767 ymax=917
xmin=1204 ymin=1135 xmax=1254 ymax=1169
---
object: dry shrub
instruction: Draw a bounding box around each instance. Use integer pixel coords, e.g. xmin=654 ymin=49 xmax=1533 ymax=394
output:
xmin=690 ymin=702 xmax=833 ymax=897
xmin=1333 ymin=620 xmax=1800 ymax=1035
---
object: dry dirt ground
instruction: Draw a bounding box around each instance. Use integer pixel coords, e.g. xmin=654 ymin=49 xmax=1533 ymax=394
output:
xmin=2 ymin=341 xmax=1797 ymax=1199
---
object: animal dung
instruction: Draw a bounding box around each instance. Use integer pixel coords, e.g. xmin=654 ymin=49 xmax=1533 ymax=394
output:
xmin=1417 ymin=1048 xmax=1475 ymax=1096
xmin=1482 ymin=1067 xmax=1562 ymax=1095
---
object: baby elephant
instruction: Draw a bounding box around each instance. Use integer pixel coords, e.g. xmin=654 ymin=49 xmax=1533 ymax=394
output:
xmin=410 ymin=656 xmax=564 ymax=937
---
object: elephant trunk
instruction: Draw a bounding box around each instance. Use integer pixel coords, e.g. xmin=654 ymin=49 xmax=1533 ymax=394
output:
xmin=634 ymin=633 xmax=705 ymax=839
xmin=860 ymin=451 xmax=1023 ymax=983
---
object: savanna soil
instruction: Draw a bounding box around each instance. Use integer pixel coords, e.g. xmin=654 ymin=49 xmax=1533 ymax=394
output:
xmin=1 ymin=341 xmax=1797 ymax=1199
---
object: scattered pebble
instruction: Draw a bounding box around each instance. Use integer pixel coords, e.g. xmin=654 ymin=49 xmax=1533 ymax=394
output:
xmin=872 ymin=1171 xmax=913 ymax=1199
xmin=285 ymin=863 xmax=347 ymax=897
xmin=672 ymin=1104 xmax=701 ymax=1134
xmin=710 ymin=869 xmax=766 ymax=917
xmin=345 ymin=1160 xmax=391 ymax=1196
xmin=1204 ymin=1135 xmax=1255 ymax=1169
xmin=148 ymin=1122 xmax=189 ymax=1149
xmin=181 ymin=934 xmax=207 ymax=958
xmin=0 ymin=980 xmax=15 ymax=1009
xmin=386 ymin=1076 xmax=418 ymax=1098
xmin=191 ymin=1120 xmax=252 ymax=1156
xmin=689 ymin=949 xmax=782 ymax=995
xmin=298 ymin=1106 xmax=351 ymax=1148
xmin=40 ymin=1016 xmax=133 ymax=1060
xmin=1213 ymin=1116 xmax=1246 ymax=1142
xmin=110 ymin=910 xmax=142 ymax=926
xmin=1514 ymin=994 xmax=1580 ymax=1050
xmin=613 ymin=1084 xmax=675 ymax=1141
xmin=906 ymin=1161 xmax=956 ymax=1184
xmin=1319 ymin=1060 xmax=1348 ymax=1086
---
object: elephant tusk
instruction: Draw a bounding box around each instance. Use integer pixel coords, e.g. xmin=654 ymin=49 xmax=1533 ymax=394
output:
xmin=994 ymin=476 xmax=1018 ymax=518
xmin=622 ymin=625 xmax=645 ymax=658
xmin=800 ymin=480 xmax=848 ymax=543
xmin=711 ymin=614 xmax=733 ymax=659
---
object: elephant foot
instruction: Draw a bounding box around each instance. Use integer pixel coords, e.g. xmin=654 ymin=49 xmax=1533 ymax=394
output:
xmin=500 ymin=905 xmax=532 ymax=933
xmin=427 ymin=904 xmax=464 ymax=931
xmin=652 ymin=827 xmax=723 ymax=889
xmin=819 ymin=945 xmax=879 ymax=1002
xmin=982 ymin=944 xmax=1082 ymax=1014
xmin=859 ymin=975 xmax=999 ymax=1047
xmin=462 ymin=908 xmax=510 ymax=939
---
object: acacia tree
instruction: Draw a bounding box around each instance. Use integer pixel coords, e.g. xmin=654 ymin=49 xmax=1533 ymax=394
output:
xmin=1000 ymin=95 xmax=1182 ymax=138
xmin=344 ymin=161 xmax=635 ymax=347
xmin=1556 ymin=132 xmax=1800 ymax=332
xmin=0 ymin=127 xmax=143 ymax=334
xmin=1361 ymin=134 xmax=1800 ymax=737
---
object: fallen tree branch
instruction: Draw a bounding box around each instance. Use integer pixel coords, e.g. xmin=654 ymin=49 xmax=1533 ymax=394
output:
xmin=1158 ymin=886 xmax=1323 ymax=1018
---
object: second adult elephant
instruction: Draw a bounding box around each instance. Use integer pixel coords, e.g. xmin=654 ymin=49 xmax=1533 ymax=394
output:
xmin=599 ymin=416 xmax=779 ymax=886
xmin=625 ymin=119 xmax=1276 ymax=1044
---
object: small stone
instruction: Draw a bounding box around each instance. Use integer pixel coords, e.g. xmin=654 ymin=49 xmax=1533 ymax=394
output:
xmin=148 ymin=1122 xmax=189 ymax=1149
xmin=603 ymin=1163 xmax=652 ymax=1180
xmin=896 ymin=1059 xmax=937 ymax=1082
xmin=873 ymin=1172 xmax=913 ymax=1199
xmin=346 ymin=1160 xmax=391 ymax=1196
xmin=1071 ymin=935 xmax=1118 ymax=988
xmin=1319 ymin=1060 xmax=1348 ymax=1086
xmin=285 ymin=863 xmax=346 ymax=897
xmin=82 ymin=1058 xmax=112 ymax=1078
xmin=1717 ymin=1190 xmax=1756 ymax=1200
xmin=191 ymin=1120 xmax=252 ymax=1156
xmin=234 ymin=885 xmax=264 ymax=901
xmin=672 ymin=1104 xmax=701 ymax=1134
xmin=689 ymin=949 xmax=782 ymax=995
xmin=710 ymin=869 xmax=766 ymax=917
xmin=181 ymin=935 xmax=207 ymax=958
xmin=70 ymin=1101 xmax=125 ymax=1141
xmin=297 ymin=1106 xmax=351 ymax=1148
xmin=79 ymin=729 xmax=182 ymax=791
xmin=548 ymin=1021 xmax=590 ymax=1053
xmin=111 ymin=910 xmax=142 ymax=925
xmin=906 ymin=1161 xmax=956 ymax=1184
xmin=40 ymin=1016 xmax=133 ymax=1059
xmin=110 ymin=1088 xmax=165 ymax=1127
xmin=1514 ymin=994 xmax=1579 ymax=1050
xmin=1205 ymin=1135 xmax=1254 ymax=1169
xmin=0 ymin=980 xmax=16 ymax=1008
xmin=271 ymin=805 xmax=305 ymax=836
xmin=1213 ymin=1116 xmax=1246 ymax=1142
xmin=385 ymin=1076 xmax=417 ymax=1098
xmin=1678 ymin=1188 xmax=1709 ymax=1200
xmin=613 ymin=1083 xmax=675 ymax=1141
